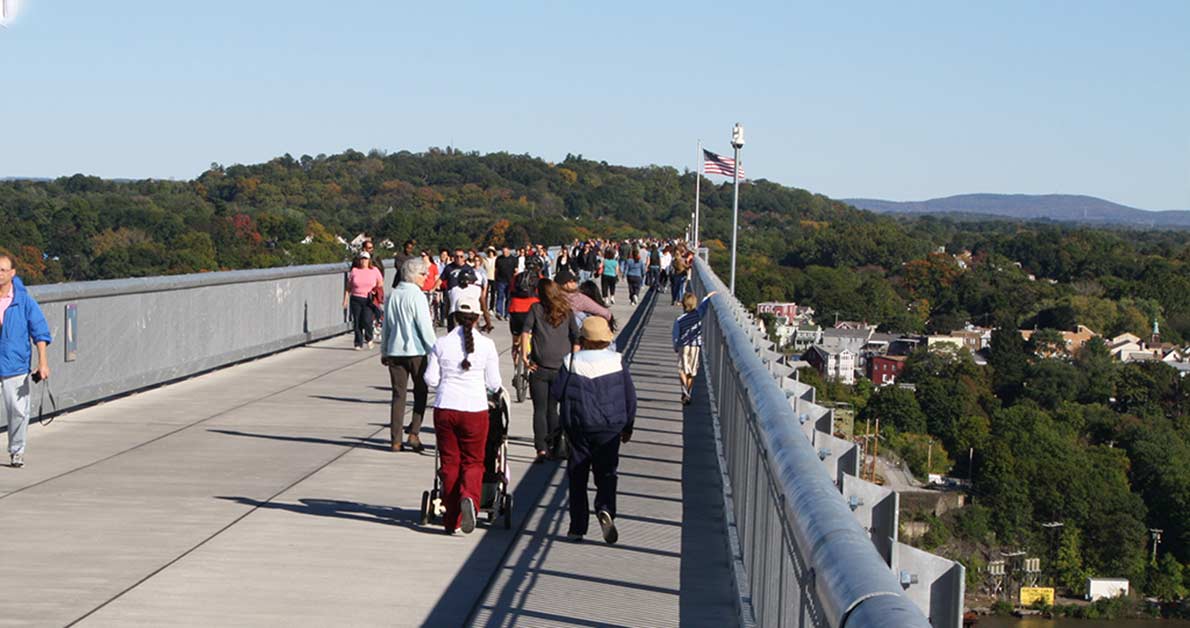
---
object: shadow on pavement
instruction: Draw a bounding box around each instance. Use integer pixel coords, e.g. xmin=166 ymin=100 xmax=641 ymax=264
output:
xmin=216 ymin=496 xmax=420 ymax=526
xmin=207 ymin=428 xmax=390 ymax=451
xmin=678 ymin=369 xmax=739 ymax=626
xmin=308 ymin=394 xmax=388 ymax=405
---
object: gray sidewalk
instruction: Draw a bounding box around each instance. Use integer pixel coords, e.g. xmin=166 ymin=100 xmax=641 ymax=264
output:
xmin=0 ymin=286 xmax=737 ymax=627
xmin=470 ymin=297 xmax=739 ymax=627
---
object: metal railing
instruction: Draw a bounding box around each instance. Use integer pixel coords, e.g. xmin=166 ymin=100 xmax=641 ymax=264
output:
xmin=692 ymin=257 xmax=931 ymax=628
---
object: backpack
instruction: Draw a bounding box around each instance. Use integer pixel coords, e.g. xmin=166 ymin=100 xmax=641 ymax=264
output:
xmin=457 ymin=267 xmax=478 ymax=289
xmin=513 ymin=270 xmax=540 ymax=298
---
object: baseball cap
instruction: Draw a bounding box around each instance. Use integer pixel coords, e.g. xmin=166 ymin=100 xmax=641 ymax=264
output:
xmin=358 ymin=251 xmax=371 ymax=259
xmin=554 ymin=269 xmax=576 ymax=285
xmin=453 ymin=295 xmax=482 ymax=315
xmin=581 ymin=317 xmax=613 ymax=343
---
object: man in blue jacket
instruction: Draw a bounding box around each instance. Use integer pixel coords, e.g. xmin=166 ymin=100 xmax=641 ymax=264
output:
xmin=551 ymin=316 xmax=636 ymax=544
xmin=0 ymin=254 xmax=52 ymax=468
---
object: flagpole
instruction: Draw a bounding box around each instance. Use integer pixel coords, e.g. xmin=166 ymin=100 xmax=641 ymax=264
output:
xmin=729 ymin=123 xmax=744 ymax=295
xmin=694 ymin=140 xmax=702 ymax=250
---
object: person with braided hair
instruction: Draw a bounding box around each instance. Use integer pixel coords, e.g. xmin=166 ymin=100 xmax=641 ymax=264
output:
xmin=424 ymin=295 xmax=502 ymax=534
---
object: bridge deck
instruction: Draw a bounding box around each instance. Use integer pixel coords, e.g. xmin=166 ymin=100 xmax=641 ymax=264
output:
xmin=0 ymin=290 xmax=737 ymax=627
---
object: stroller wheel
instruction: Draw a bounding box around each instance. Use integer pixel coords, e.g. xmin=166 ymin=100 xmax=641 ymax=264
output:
xmin=503 ymin=494 xmax=513 ymax=529
xmin=420 ymin=490 xmax=430 ymax=525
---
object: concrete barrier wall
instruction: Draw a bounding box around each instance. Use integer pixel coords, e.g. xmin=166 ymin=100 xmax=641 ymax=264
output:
xmin=25 ymin=263 xmax=377 ymax=413
xmin=894 ymin=542 xmax=967 ymax=628
xmin=841 ymin=474 xmax=899 ymax=566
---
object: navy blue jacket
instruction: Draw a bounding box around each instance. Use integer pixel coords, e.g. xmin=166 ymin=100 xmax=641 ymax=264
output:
xmin=551 ymin=349 xmax=637 ymax=438
xmin=0 ymin=277 xmax=52 ymax=378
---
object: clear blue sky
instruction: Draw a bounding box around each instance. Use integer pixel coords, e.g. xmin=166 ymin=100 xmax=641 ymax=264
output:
xmin=2 ymin=1 xmax=1188 ymax=210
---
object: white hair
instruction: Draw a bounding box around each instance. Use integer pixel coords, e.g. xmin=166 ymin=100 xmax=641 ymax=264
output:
xmin=402 ymin=256 xmax=429 ymax=283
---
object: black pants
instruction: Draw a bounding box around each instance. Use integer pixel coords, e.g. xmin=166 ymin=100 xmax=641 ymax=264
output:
xmin=529 ymin=367 xmax=561 ymax=453
xmin=566 ymin=432 xmax=621 ymax=535
xmin=387 ymin=356 xmax=428 ymax=447
xmin=627 ymin=276 xmax=642 ymax=302
xmin=439 ymin=290 xmax=451 ymax=328
xmin=349 ymin=296 xmax=374 ymax=347
xmin=600 ymin=275 xmax=617 ymax=299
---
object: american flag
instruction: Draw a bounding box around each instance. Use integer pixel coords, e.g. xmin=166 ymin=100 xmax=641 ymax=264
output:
xmin=703 ymin=149 xmax=745 ymax=179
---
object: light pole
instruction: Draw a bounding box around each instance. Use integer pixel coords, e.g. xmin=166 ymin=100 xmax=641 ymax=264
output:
xmin=729 ymin=122 xmax=744 ymax=294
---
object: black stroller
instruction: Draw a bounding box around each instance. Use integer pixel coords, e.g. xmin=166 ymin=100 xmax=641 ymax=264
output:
xmin=420 ymin=387 xmax=514 ymax=529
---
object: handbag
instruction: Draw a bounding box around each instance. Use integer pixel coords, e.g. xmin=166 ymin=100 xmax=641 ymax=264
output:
xmin=370 ymin=286 xmax=384 ymax=307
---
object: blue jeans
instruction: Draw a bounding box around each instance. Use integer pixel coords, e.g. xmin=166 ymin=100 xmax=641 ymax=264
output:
xmin=670 ymin=274 xmax=687 ymax=304
xmin=578 ymin=270 xmax=593 ymax=284
xmin=494 ymin=281 xmax=509 ymax=317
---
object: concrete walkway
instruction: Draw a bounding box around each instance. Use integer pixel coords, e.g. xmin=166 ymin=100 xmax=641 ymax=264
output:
xmin=0 ymin=287 xmax=738 ymax=627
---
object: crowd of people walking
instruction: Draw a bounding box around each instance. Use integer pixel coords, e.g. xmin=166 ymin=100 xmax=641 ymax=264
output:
xmin=0 ymin=234 xmax=711 ymax=560
xmin=353 ymin=236 xmax=700 ymax=542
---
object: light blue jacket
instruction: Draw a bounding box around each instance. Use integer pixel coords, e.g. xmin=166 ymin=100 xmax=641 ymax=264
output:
xmin=623 ymin=258 xmax=645 ymax=278
xmin=381 ymin=281 xmax=438 ymax=357
xmin=0 ymin=277 xmax=52 ymax=378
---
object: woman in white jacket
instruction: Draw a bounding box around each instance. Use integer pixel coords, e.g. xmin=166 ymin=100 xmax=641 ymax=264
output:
xmin=424 ymin=296 xmax=502 ymax=534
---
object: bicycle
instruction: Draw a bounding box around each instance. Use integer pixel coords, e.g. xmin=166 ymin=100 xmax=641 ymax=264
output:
xmin=425 ymin=291 xmax=445 ymax=328
xmin=511 ymin=335 xmax=531 ymax=403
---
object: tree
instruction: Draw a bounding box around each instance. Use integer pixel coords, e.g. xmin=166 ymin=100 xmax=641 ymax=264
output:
xmin=1075 ymin=336 xmax=1116 ymax=405
xmin=1147 ymin=554 xmax=1187 ymax=602
xmin=888 ymin=432 xmax=953 ymax=477
xmin=989 ymin=326 xmax=1028 ymax=403
xmin=860 ymin=386 xmax=927 ymax=433
xmin=1056 ymin=526 xmax=1089 ymax=594
xmin=977 ymin=440 xmax=1032 ymax=540
xmin=1024 ymin=359 xmax=1084 ymax=410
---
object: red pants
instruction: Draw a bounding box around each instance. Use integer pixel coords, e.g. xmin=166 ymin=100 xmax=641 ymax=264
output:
xmin=434 ymin=407 xmax=490 ymax=531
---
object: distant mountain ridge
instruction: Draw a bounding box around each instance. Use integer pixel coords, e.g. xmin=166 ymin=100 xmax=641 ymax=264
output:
xmin=841 ymin=194 xmax=1190 ymax=228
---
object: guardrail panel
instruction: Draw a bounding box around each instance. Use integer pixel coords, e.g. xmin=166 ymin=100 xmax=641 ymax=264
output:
xmin=26 ymin=263 xmax=368 ymax=413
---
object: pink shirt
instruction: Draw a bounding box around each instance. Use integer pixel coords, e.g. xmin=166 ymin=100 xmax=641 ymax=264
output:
xmin=0 ymin=292 xmax=11 ymax=326
xmin=347 ymin=267 xmax=383 ymax=298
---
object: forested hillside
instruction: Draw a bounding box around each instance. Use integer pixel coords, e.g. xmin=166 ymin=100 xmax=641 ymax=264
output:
xmin=4 ymin=148 xmax=1185 ymax=341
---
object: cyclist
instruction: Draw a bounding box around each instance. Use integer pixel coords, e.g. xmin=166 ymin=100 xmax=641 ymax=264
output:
xmin=508 ymin=255 xmax=545 ymax=375
xmin=447 ymin=265 xmax=481 ymax=332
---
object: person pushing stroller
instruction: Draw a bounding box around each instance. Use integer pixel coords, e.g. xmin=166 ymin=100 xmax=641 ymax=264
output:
xmin=551 ymin=317 xmax=637 ymax=544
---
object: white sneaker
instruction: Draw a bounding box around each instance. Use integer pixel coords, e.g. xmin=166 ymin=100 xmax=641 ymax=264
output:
xmin=460 ymin=497 xmax=477 ymax=534
xmin=367 ymin=341 xmax=374 ymax=350
xmin=10 ymin=453 xmax=24 ymax=468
